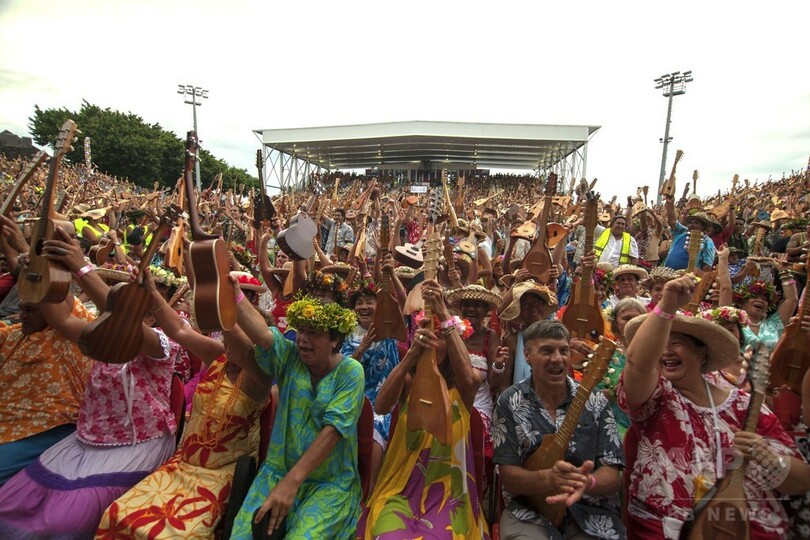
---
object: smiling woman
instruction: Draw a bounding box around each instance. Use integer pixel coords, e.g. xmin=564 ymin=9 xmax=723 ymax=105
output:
xmin=618 ymin=274 xmax=809 ymax=539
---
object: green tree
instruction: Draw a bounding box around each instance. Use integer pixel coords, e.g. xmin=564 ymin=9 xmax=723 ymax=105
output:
xmin=28 ymin=101 xmax=257 ymax=190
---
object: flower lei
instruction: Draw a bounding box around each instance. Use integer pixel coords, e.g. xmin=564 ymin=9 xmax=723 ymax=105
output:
xmin=286 ymin=295 xmax=357 ymax=335
xmin=413 ymin=311 xmax=474 ymax=338
xmin=149 ymin=265 xmax=186 ymax=287
xmin=700 ymin=306 xmax=749 ymax=326
xmin=602 ymin=305 xmax=615 ymax=322
xmin=733 ymin=280 xmax=781 ymax=312
xmin=101 ymin=262 xmax=135 ymax=273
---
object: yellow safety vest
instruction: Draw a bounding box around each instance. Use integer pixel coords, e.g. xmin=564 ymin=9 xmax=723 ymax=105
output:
xmin=594 ymin=229 xmax=632 ymax=265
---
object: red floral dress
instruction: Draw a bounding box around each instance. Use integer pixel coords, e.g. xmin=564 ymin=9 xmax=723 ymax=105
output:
xmin=617 ymin=374 xmax=801 ymax=539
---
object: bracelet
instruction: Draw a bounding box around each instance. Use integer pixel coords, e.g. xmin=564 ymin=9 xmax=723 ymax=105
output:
xmin=75 ymin=263 xmax=96 ymax=278
xmin=491 ymin=361 xmax=506 ymax=374
xmin=440 ymin=326 xmax=455 ymax=337
xmin=652 ymin=304 xmax=676 ymax=320
xmin=439 ymin=318 xmax=456 ymax=330
xmin=235 ymin=291 xmax=246 ymax=304
xmin=782 ymin=279 xmax=796 ymax=287
xmin=587 ymin=474 xmax=597 ymax=491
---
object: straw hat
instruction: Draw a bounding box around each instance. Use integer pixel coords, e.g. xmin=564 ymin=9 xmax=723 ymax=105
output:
xmin=95 ymin=267 xmax=132 ymax=283
xmin=624 ymin=313 xmax=740 ymax=371
xmin=685 ymin=211 xmax=713 ymax=228
xmin=231 ymin=271 xmax=267 ymax=293
xmin=321 ymin=263 xmax=355 ymax=281
xmin=770 ymin=209 xmax=789 ymax=222
xmin=445 ymin=284 xmax=501 ymax=312
xmin=611 ymin=264 xmax=649 ymax=281
xmin=642 ymin=266 xmax=682 ymax=288
xmin=500 ymin=281 xmax=557 ymax=322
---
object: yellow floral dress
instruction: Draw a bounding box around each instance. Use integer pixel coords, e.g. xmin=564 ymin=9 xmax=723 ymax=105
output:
xmin=359 ymin=388 xmax=490 ymax=540
xmin=96 ymin=356 xmax=265 ymax=539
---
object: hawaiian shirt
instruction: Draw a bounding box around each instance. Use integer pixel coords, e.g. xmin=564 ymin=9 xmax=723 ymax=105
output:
xmin=0 ymin=299 xmax=94 ymax=443
xmin=493 ymin=376 xmax=626 ymax=540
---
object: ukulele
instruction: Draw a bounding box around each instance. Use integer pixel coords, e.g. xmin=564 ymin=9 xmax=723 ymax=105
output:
xmin=660 ymin=149 xmax=684 ymax=199
xmin=521 ymin=173 xmax=557 ymax=284
xmin=0 ymin=151 xmax=48 ymax=216
xmin=443 ymin=229 xmax=463 ymax=289
xmin=79 ymin=206 xmax=181 ymax=364
xmin=770 ymin=246 xmax=810 ymax=393
xmin=372 ymin=214 xmax=407 ymax=342
xmin=561 ymin=192 xmax=605 ymax=359
xmin=407 ymin=188 xmax=453 ymax=445
xmin=523 ymin=338 xmax=616 ymax=526
xmin=275 ymin=183 xmax=321 ymax=261
xmin=680 ymin=343 xmax=771 ymax=540
xmin=182 ymin=131 xmax=237 ymax=332
xmin=19 ymin=120 xmax=78 ymax=304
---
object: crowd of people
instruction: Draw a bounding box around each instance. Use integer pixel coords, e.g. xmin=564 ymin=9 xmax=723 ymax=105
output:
xmin=0 ymin=139 xmax=810 ymax=540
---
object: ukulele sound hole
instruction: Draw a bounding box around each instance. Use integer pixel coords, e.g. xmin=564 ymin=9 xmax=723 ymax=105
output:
xmin=34 ymin=238 xmax=44 ymax=256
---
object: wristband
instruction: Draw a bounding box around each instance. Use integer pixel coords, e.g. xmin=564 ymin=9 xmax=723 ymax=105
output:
xmin=587 ymin=474 xmax=597 ymax=491
xmin=440 ymin=326 xmax=455 ymax=337
xmin=75 ymin=263 xmax=96 ymax=278
xmin=782 ymin=279 xmax=796 ymax=287
xmin=235 ymin=291 xmax=246 ymax=304
xmin=491 ymin=361 xmax=506 ymax=374
xmin=363 ymin=272 xmax=372 ymax=279
xmin=652 ymin=304 xmax=676 ymax=320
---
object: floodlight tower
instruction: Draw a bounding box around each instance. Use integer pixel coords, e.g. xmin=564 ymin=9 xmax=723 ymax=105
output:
xmin=177 ymin=84 xmax=209 ymax=190
xmin=654 ymin=71 xmax=693 ymax=203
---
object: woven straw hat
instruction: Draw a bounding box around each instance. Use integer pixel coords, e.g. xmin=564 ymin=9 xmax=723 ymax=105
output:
xmin=624 ymin=313 xmax=740 ymax=371
xmin=95 ymin=267 xmax=132 ymax=283
xmin=500 ymin=281 xmax=557 ymax=322
xmin=611 ymin=264 xmax=649 ymax=281
xmin=445 ymin=284 xmax=501 ymax=312
xmin=642 ymin=266 xmax=682 ymax=288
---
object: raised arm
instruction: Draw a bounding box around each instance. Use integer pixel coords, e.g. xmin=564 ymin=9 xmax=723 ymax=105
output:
xmin=624 ymin=274 xmax=698 ymax=410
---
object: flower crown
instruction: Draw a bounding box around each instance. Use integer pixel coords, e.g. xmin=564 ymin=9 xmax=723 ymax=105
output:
xmin=733 ymin=280 xmax=781 ymax=312
xmin=349 ymin=279 xmax=378 ymax=306
xmin=149 ymin=265 xmax=187 ymax=288
xmin=286 ymin=296 xmax=357 ymax=335
xmin=700 ymin=306 xmax=749 ymax=326
xmin=302 ymin=270 xmax=350 ymax=305
xmin=593 ymin=267 xmax=614 ymax=288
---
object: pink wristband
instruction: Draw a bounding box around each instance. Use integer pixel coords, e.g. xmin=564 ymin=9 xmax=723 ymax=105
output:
xmin=782 ymin=279 xmax=796 ymax=287
xmin=588 ymin=474 xmax=597 ymax=491
xmin=75 ymin=264 xmax=95 ymax=278
xmin=235 ymin=290 xmax=246 ymax=304
xmin=652 ymin=304 xmax=676 ymax=320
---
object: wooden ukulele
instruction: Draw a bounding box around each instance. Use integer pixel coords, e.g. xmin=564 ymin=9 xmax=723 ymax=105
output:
xmin=521 ymin=173 xmax=557 ymax=284
xmin=407 ymin=188 xmax=453 ymax=445
xmin=454 ymin=174 xmax=465 ymax=217
xmin=770 ymin=246 xmax=810 ymax=393
xmin=523 ymin=338 xmax=616 ymax=526
xmin=0 ymin=151 xmax=48 ymax=216
xmin=660 ymin=149 xmax=684 ymax=199
xmin=443 ymin=229 xmax=463 ymax=289
xmin=182 ymin=131 xmax=237 ymax=332
xmin=561 ymin=192 xmax=605 ymax=359
xmin=680 ymin=344 xmax=771 ymax=540
xmin=684 ymin=227 xmax=716 ymax=310
xmin=373 ymin=213 xmax=407 ymax=342
xmin=79 ymin=206 xmax=181 ymax=363
xmin=19 ymin=120 xmax=78 ymax=304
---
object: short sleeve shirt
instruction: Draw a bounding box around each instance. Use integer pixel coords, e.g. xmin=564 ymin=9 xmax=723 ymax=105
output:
xmin=255 ymin=327 xmax=364 ymax=486
xmin=492 ymin=377 xmax=626 ymax=539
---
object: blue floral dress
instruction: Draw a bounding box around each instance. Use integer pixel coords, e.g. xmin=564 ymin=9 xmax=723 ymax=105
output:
xmin=341 ymin=327 xmax=400 ymax=447
xmin=231 ymin=328 xmax=364 ymax=539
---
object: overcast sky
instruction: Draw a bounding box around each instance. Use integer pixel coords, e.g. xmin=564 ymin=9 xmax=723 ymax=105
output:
xmin=1 ymin=0 xmax=808 ymax=199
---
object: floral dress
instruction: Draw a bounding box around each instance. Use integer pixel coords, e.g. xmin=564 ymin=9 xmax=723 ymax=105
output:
xmin=357 ymin=388 xmax=490 ymax=540
xmin=231 ymin=328 xmax=364 ymax=540
xmin=617 ymin=374 xmax=802 ymax=539
xmin=96 ymin=355 xmax=265 ymax=539
xmin=341 ymin=326 xmax=399 ymax=447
